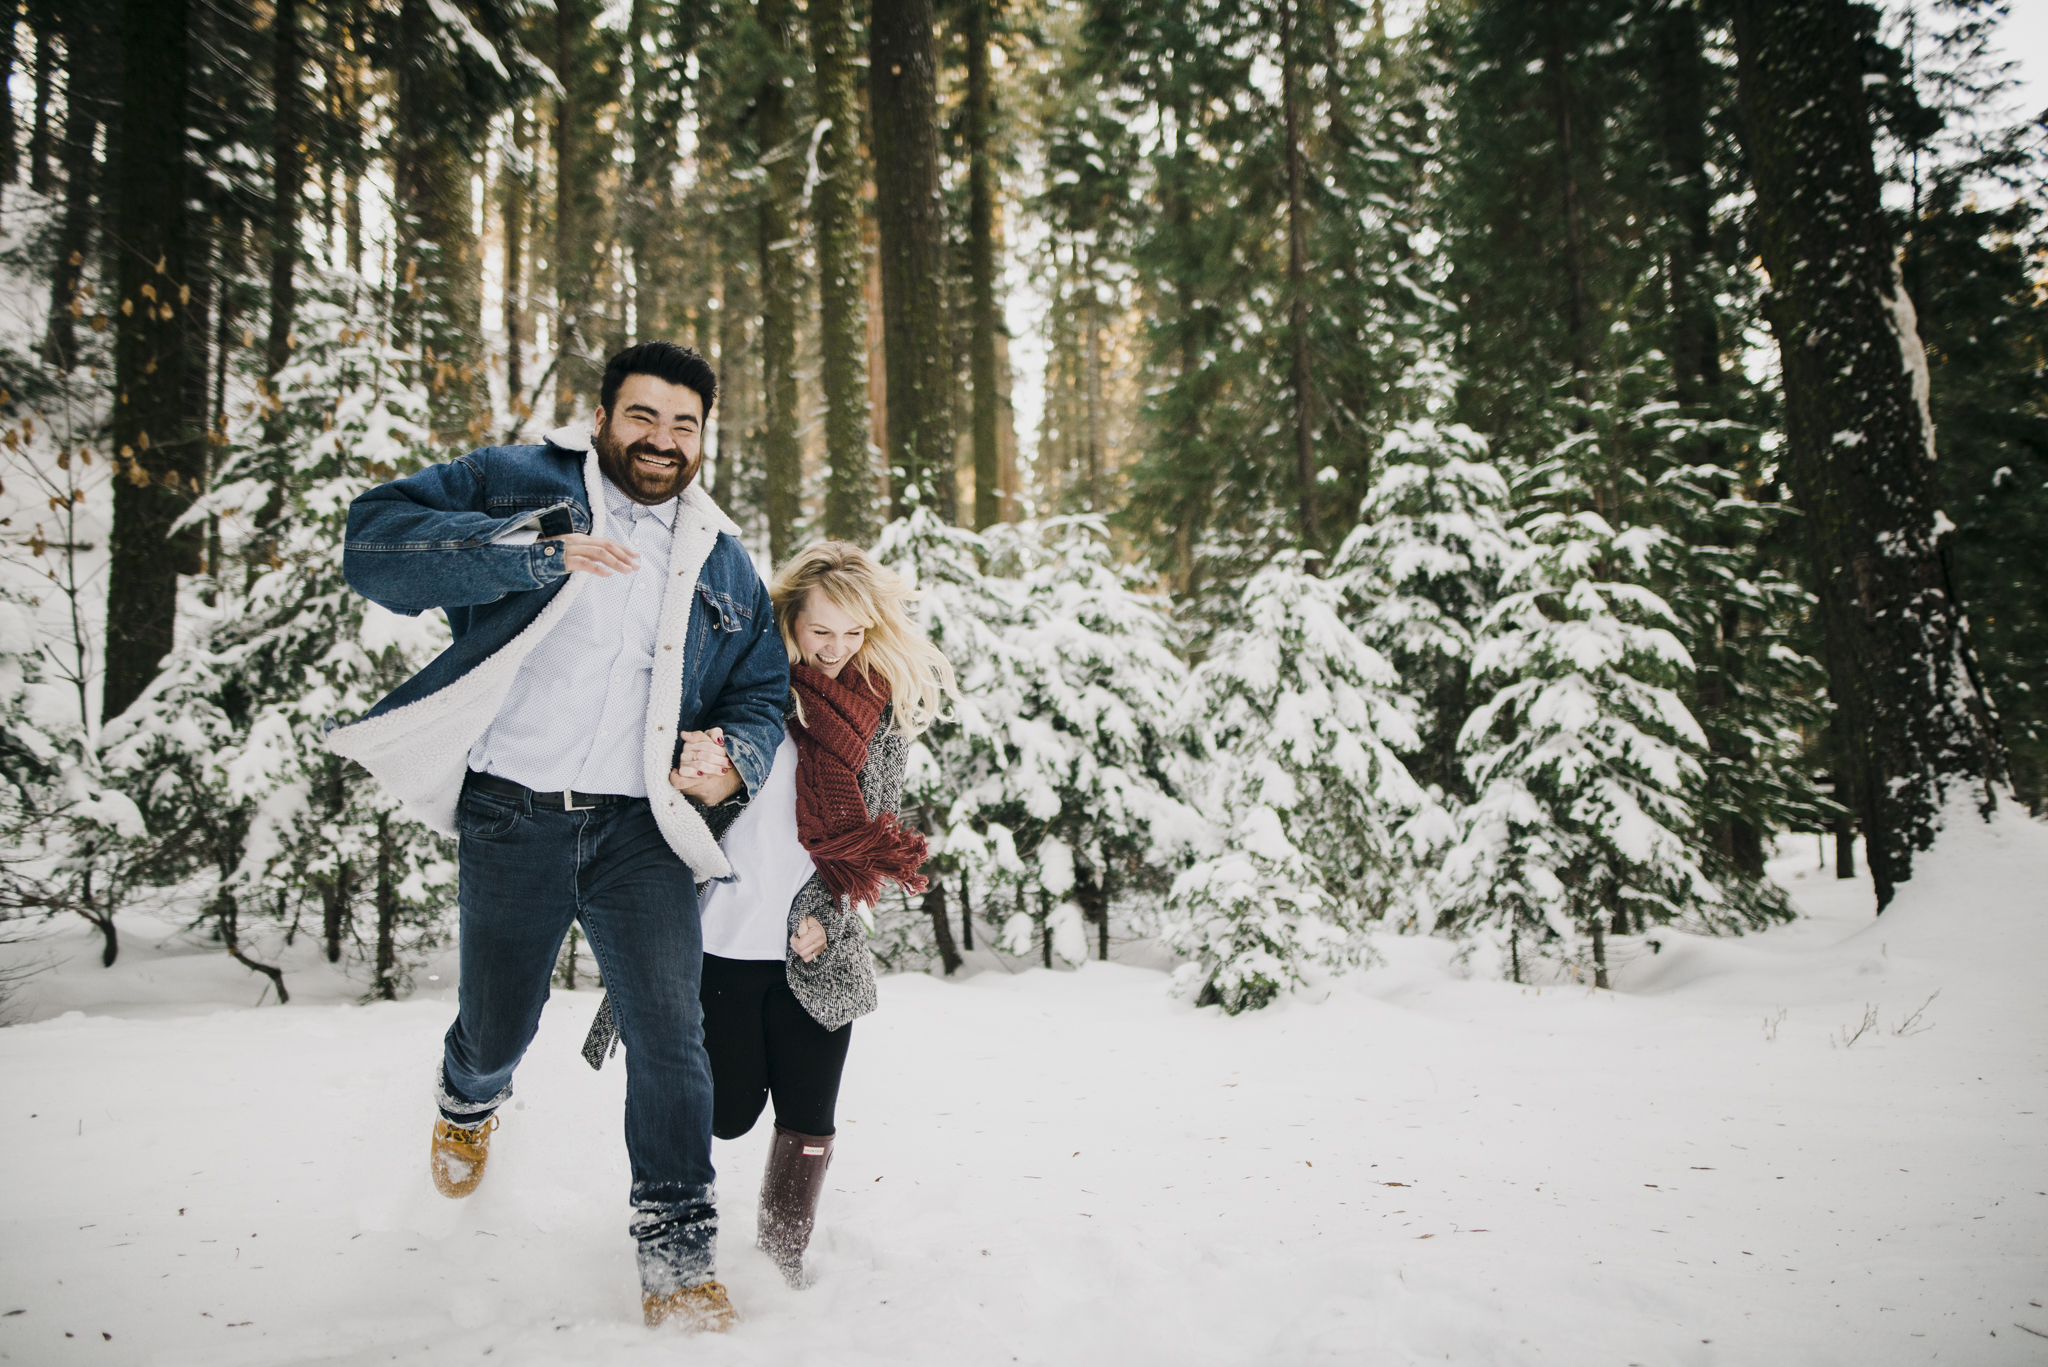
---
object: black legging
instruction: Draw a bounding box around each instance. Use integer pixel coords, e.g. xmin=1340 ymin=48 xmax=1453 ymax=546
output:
xmin=700 ymin=954 xmax=851 ymax=1140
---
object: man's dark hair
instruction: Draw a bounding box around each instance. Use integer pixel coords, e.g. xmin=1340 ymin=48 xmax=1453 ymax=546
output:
xmin=599 ymin=341 xmax=718 ymax=416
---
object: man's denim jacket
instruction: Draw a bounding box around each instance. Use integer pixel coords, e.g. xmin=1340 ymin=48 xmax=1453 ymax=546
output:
xmin=329 ymin=431 xmax=787 ymax=879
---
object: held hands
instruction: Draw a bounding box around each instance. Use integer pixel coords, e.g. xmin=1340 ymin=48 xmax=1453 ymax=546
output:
xmin=544 ymin=533 xmax=640 ymax=577
xmin=790 ymin=915 xmax=826 ymax=963
xmin=668 ymin=727 xmax=741 ymax=804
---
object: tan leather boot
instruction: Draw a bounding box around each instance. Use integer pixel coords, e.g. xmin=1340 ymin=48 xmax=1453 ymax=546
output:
xmin=757 ymin=1125 xmax=833 ymax=1287
xmin=643 ymin=1280 xmax=738 ymax=1331
xmin=430 ymin=1115 xmax=498 ymax=1199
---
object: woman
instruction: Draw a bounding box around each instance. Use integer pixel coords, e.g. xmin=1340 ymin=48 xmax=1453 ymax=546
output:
xmin=592 ymin=540 xmax=953 ymax=1288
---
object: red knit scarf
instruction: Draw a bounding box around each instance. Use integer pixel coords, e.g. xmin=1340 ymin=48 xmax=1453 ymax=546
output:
xmin=788 ymin=663 xmax=929 ymax=908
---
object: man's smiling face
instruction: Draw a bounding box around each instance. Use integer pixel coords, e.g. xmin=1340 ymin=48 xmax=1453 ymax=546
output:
xmin=593 ymin=372 xmax=706 ymax=505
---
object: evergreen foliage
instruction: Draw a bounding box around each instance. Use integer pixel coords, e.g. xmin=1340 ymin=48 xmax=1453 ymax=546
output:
xmin=1334 ymin=419 xmax=1514 ymax=802
xmin=943 ymin=516 xmax=1197 ymax=966
xmin=1439 ymin=501 xmax=1777 ymax=989
xmin=1161 ymin=555 xmax=1428 ymax=1011
xmin=2 ymin=0 xmax=2042 ymax=1009
xmin=101 ymin=280 xmax=455 ymax=998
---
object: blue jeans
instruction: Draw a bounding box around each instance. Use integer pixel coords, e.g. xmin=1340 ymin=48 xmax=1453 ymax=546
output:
xmin=440 ymin=776 xmax=717 ymax=1295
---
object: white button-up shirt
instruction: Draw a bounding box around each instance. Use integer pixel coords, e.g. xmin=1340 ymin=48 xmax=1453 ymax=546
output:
xmin=467 ymin=474 xmax=676 ymax=797
xmin=698 ymin=731 xmax=814 ymax=958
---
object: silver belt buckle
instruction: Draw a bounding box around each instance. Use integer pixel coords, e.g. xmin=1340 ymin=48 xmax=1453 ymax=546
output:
xmin=563 ymin=789 xmax=593 ymax=811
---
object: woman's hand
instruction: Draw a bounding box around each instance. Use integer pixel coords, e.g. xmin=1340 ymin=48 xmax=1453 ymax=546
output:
xmin=790 ymin=915 xmax=826 ymax=963
xmin=669 ymin=728 xmax=741 ymax=803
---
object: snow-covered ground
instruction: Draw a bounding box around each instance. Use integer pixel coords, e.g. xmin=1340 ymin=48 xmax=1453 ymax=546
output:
xmin=3 ymin=815 xmax=2044 ymax=1366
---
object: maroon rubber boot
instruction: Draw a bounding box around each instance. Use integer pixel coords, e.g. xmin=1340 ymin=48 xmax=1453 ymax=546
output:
xmin=757 ymin=1124 xmax=833 ymax=1287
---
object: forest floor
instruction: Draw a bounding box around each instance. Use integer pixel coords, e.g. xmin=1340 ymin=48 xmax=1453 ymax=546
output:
xmin=2 ymin=813 xmax=2044 ymax=1367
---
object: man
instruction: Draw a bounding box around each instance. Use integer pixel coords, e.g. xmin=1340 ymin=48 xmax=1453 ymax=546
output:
xmin=328 ymin=341 xmax=786 ymax=1331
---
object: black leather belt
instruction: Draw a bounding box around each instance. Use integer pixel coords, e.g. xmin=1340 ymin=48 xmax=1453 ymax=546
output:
xmin=466 ymin=772 xmax=633 ymax=811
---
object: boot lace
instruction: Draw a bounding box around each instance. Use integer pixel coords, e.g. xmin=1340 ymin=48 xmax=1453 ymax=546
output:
xmin=442 ymin=1114 xmax=499 ymax=1147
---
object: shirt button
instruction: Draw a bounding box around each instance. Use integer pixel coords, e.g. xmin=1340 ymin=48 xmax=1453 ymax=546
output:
xmin=544 ymin=545 xmax=557 ymax=556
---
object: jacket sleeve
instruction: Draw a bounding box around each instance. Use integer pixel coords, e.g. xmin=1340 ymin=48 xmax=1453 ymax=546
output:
xmin=342 ymin=451 xmax=573 ymax=616
xmin=698 ymin=567 xmax=790 ymax=800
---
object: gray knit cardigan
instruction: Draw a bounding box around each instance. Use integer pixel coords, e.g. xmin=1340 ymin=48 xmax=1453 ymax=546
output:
xmin=581 ymin=698 xmax=906 ymax=1068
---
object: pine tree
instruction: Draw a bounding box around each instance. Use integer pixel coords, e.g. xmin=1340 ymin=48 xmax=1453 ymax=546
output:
xmin=870 ymin=508 xmax=1012 ymax=969
xmin=0 ymin=580 xmax=148 ymax=969
xmin=1162 ymin=555 xmax=1428 ymax=1012
xmin=1438 ymin=503 xmax=1767 ymax=989
xmin=1334 ymin=419 xmax=1513 ymax=803
xmin=941 ymin=516 xmax=1198 ymax=966
xmin=102 ymin=282 xmax=456 ymax=1000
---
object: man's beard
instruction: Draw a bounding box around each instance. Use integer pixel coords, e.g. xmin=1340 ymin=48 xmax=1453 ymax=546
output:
xmin=594 ymin=419 xmax=698 ymax=505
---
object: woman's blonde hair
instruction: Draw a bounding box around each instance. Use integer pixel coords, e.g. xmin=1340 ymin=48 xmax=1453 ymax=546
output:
xmin=770 ymin=541 xmax=955 ymax=738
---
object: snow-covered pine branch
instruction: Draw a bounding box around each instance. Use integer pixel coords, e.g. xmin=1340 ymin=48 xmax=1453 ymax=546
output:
xmin=100 ymin=278 xmax=456 ymax=1000
xmin=1436 ymin=507 xmax=1728 ymax=987
xmin=1159 ymin=553 xmax=1431 ymax=1012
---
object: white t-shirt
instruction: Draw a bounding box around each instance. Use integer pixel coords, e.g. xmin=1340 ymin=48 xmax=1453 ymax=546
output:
xmin=699 ymin=731 xmax=817 ymax=960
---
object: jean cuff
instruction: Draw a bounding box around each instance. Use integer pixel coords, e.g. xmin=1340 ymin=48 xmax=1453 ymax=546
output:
xmin=630 ymin=1181 xmax=719 ymax=1296
xmin=436 ymin=1061 xmax=513 ymax=1124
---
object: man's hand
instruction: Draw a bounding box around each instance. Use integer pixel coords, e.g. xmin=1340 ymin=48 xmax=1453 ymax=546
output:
xmin=790 ymin=915 xmax=826 ymax=963
xmin=669 ymin=728 xmax=742 ymax=804
xmin=545 ymin=533 xmax=640 ymax=576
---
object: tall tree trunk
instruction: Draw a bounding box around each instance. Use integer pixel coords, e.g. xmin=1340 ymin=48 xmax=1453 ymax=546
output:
xmin=322 ymin=865 xmax=350 ymax=963
xmin=550 ymin=0 xmax=607 ymax=423
xmin=712 ymin=237 xmax=745 ymax=506
xmin=265 ymin=0 xmax=301 ymax=384
xmin=624 ymin=0 xmax=654 ymax=340
xmin=206 ymin=211 xmax=241 ymax=588
xmin=865 ymin=218 xmax=890 ymax=504
xmin=1654 ymin=0 xmax=1760 ymax=873
xmin=1098 ymin=864 xmax=1112 ymax=962
xmin=502 ymin=107 xmax=529 ymax=418
xmin=1163 ymin=99 xmax=1208 ymax=596
xmin=1280 ymin=0 xmax=1317 ymax=549
xmin=714 ymin=239 xmax=755 ymax=512
xmin=0 ymin=4 xmax=15 ymax=186
xmin=1652 ymin=1 xmax=1719 ymax=412
xmin=393 ymin=0 xmax=489 ymax=447
xmin=375 ymin=813 xmax=398 ymax=1000
xmin=625 ymin=0 xmax=691 ymax=345
xmin=320 ymin=759 xmax=350 ymax=961
xmin=924 ymin=878 xmax=962 ymax=975
xmin=1732 ymin=0 xmax=2005 ymax=908
xmin=340 ymin=0 xmax=365 ymax=278
xmin=43 ymin=0 xmax=109 ymax=369
xmin=814 ymin=0 xmax=876 ymax=543
xmin=27 ymin=1 xmax=51 ymax=192
xmin=1083 ymin=247 xmax=1101 ymax=509
xmin=103 ymin=0 xmax=201 ymax=724
xmin=551 ymin=2 xmax=583 ymax=423
xmin=870 ymin=0 xmax=954 ymax=523
xmin=757 ymin=0 xmax=801 ymax=562
xmin=1545 ymin=2 xmax=1590 ymax=393
xmin=995 ymin=324 xmax=1019 ymax=521
xmin=965 ymin=0 xmax=1001 ymax=530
